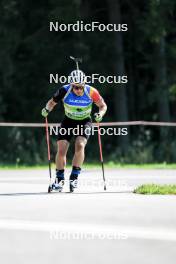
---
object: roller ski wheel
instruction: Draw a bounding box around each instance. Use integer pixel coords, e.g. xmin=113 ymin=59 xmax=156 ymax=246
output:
xmin=70 ymin=180 xmax=78 ymax=193
xmin=48 ymin=185 xmax=53 ymax=193
xmin=70 ymin=183 xmax=74 ymax=193
xmin=52 ymin=183 xmax=63 ymax=192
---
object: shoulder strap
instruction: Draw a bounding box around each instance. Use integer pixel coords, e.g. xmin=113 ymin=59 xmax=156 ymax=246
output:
xmin=63 ymin=84 xmax=72 ymax=101
xmin=84 ymin=85 xmax=92 ymax=100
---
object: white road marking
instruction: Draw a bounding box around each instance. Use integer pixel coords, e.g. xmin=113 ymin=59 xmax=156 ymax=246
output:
xmin=0 ymin=219 xmax=175 ymax=241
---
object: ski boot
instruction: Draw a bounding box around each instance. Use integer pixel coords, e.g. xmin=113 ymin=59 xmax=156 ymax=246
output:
xmin=69 ymin=166 xmax=81 ymax=192
xmin=52 ymin=169 xmax=65 ymax=192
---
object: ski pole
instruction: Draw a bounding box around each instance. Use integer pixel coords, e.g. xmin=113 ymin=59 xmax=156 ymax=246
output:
xmin=97 ymin=123 xmax=106 ymax=191
xmin=45 ymin=117 xmax=52 ymax=186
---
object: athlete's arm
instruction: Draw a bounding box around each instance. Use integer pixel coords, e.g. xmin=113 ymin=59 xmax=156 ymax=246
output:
xmin=45 ymin=98 xmax=57 ymax=112
xmin=95 ymin=97 xmax=107 ymax=117
xmin=90 ymin=87 xmax=107 ymax=117
xmin=41 ymin=87 xmax=67 ymax=117
xmin=41 ymin=98 xmax=57 ymax=117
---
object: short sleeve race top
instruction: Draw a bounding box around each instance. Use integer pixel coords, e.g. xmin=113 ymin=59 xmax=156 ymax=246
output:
xmin=53 ymin=84 xmax=102 ymax=120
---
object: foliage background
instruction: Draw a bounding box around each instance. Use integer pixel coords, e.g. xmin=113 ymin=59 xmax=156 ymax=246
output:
xmin=0 ymin=0 xmax=176 ymax=165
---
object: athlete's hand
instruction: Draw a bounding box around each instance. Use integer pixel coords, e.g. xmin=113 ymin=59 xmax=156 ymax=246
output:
xmin=94 ymin=113 xmax=103 ymax=123
xmin=41 ymin=108 xmax=49 ymax=118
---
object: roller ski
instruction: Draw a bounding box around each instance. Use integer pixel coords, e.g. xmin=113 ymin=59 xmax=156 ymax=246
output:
xmin=69 ymin=179 xmax=78 ymax=193
xmin=48 ymin=181 xmax=64 ymax=193
xmin=48 ymin=170 xmax=65 ymax=193
xmin=69 ymin=167 xmax=80 ymax=192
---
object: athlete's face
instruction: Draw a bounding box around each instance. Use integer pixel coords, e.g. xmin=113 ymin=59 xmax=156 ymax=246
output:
xmin=72 ymin=83 xmax=84 ymax=96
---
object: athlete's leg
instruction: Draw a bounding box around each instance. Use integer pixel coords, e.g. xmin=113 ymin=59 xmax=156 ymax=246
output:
xmin=56 ymin=139 xmax=70 ymax=170
xmin=53 ymin=140 xmax=69 ymax=190
xmin=70 ymin=136 xmax=87 ymax=192
xmin=72 ymin=136 xmax=87 ymax=167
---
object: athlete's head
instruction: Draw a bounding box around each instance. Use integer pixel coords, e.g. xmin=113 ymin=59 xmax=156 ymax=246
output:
xmin=69 ymin=70 xmax=86 ymax=85
xmin=69 ymin=70 xmax=86 ymax=96
xmin=71 ymin=83 xmax=84 ymax=96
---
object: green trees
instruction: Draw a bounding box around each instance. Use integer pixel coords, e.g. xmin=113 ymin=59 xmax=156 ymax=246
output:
xmin=0 ymin=0 xmax=176 ymax=164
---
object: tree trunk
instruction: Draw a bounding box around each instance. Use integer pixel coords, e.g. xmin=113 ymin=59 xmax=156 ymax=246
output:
xmin=154 ymin=36 xmax=170 ymax=142
xmin=155 ymin=37 xmax=170 ymax=122
xmin=107 ymin=0 xmax=129 ymax=153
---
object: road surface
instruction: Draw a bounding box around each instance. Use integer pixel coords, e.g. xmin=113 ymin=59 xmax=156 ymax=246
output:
xmin=0 ymin=168 xmax=176 ymax=264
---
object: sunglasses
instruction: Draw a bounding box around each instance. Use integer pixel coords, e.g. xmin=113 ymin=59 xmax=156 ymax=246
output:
xmin=72 ymin=84 xmax=84 ymax=90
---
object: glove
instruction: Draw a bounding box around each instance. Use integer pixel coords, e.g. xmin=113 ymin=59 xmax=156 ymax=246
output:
xmin=41 ymin=107 xmax=49 ymax=118
xmin=94 ymin=113 xmax=103 ymax=123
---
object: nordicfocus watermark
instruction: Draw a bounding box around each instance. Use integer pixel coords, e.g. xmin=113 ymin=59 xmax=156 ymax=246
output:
xmin=50 ymin=126 xmax=128 ymax=137
xmin=50 ymin=230 xmax=128 ymax=240
xmin=49 ymin=74 xmax=128 ymax=84
xmin=50 ymin=21 xmax=128 ymax=32
xmin=55 ymin=178 xmax=128 ymax=189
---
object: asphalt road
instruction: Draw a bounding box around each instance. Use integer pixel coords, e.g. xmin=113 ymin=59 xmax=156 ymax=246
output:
xmin=0 ymin=168 xmax=176 ymax=264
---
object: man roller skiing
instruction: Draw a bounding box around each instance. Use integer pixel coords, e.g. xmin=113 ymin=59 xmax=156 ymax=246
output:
xmin=41 ymin=69 xmax=107 ymax=192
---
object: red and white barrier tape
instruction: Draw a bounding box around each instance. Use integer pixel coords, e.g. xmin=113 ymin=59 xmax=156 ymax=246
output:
xmin=0 ymin=121 xmax=176 ymax=127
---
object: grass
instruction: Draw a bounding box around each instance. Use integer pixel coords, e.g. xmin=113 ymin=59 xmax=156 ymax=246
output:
xmin=0 ymin=162 xmax=176 ymax=170
xmin=134 ymin=184 xmax=176 ymax=195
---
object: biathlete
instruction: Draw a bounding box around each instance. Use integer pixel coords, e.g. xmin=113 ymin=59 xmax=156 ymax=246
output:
xmin=41 ymin=69 xmax=107 ymax=192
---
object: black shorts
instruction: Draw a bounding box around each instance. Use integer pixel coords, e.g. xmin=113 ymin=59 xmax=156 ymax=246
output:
xmin=57 ymin=116 xmax=92 ymax=142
